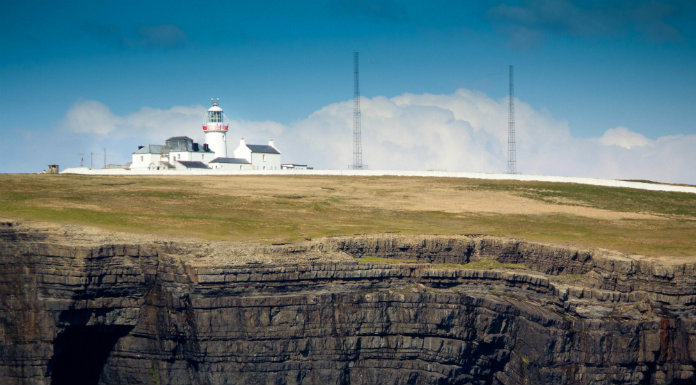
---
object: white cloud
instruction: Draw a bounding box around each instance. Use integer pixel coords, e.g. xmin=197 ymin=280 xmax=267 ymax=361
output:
xmin=63 ymin=100 xmax=120 ymax=135
xmin=283 ymin=89 xmax=569 ymax=174
xmin=61 ymin=100 xmax=207 ymax=141
xmin=598 ymin=126 xmax=651 ymax=149
xmin=55 ymin=91 xmax=696 ymax=184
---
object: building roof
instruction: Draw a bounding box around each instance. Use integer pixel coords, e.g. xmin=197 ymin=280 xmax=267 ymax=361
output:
xmin=247 ymin=144 xmax=280 ymax=154
xmin=209 ymin=157 xmax=251 ymax=164
xmin=166 ymin=136 xmax=193 ymax=142
xmin=177 ymin=161 xmax=210 ymax=169
xmin=164 ymin=136 xmax=214 ymax=153
xmin=169 ymin=147 xmax=214 ymax=154
xmin=133 ymin=145 xmax=165 ymax=154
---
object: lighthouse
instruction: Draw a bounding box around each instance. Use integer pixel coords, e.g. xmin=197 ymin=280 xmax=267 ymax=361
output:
xmin=202 ymin=98 xmax=228 ymax=159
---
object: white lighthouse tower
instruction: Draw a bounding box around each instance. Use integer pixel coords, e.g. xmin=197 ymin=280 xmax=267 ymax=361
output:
xmin=203 ymin=98 xmax=228 ymax=159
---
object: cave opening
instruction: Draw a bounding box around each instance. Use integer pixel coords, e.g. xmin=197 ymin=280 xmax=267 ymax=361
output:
xmin=50 ymin=325 xmax=133 ymax=385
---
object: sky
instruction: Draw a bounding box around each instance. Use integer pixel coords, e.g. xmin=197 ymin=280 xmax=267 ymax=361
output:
xmin=1 ymin=0 xmax=695 ymax=183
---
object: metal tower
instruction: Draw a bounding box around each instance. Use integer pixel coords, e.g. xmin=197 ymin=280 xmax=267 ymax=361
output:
xmin=507 ymin=65 xmax=517 ymax=174
xmin=352 ymin=52 xmax=364 ymax=170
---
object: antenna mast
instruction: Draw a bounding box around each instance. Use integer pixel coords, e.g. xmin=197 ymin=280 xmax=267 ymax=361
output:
xmin=507 ymin=64 xmax=517 ymax=174
xmin=352 ymin=52 xmax=363 ymax=170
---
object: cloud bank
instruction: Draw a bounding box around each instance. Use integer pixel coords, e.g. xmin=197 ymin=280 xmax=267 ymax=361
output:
xmin=56 ymin=90 xmax=695 ymax=184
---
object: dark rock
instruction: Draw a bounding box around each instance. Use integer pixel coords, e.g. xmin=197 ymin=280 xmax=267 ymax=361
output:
xmin=0 ymin=224 xmax=694 ymax=384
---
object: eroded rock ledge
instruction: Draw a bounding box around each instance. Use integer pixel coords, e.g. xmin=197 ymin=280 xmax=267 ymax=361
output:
xmin=0 ymin=221 xmax=694 ymax=385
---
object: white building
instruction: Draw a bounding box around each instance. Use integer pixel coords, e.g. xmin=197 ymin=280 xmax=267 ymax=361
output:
xmin=209 ymin=157 xmax=252 ymax=170
xmin=131 ymin=137 xmax=214 ymax=170
xmin=131 ymin=145 xmax=168 ymax=170
xmin=233 ymin=138 xmax=281 ymax=170
xmin=130 ymin=99 xmax=281 ymax=171
xmin=203 ymin=98 xmax=228 ymax=159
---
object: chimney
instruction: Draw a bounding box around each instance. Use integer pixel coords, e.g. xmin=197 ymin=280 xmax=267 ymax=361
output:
xmin=268 ymin=139 xmax=276 ymax=149
xmin=240 ymin=137 xmax=246 ymax=146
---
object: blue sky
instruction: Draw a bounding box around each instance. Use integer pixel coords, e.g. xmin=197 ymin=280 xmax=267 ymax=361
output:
xmin=2 ymin=1 xmax=696 ymax=183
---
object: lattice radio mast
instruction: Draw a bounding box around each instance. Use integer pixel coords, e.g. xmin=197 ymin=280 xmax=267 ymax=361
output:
xmin=352 ymin=52 xmax=364 ymax=170
xmin=507 ymin=64 xmax=517 ymax=174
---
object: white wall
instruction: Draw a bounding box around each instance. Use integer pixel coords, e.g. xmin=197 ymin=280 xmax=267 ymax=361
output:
xmin=131 ymin=153 xmax=161 ymax=170
xmin=250 ymin=153 xmax=281 ymax=170
xmin=233 ymin=140 xmax=251 ymax=162
xmin=211 ymin=163 xmax=252 ymax=170
xmin=169 ymin=151 xmax=190 ymax=163
xmin=205 ymin=131 xmax=227 ymax=158
xmin=192 ymin=152 xmax=209 ymax=163
xmin=167 ymin=151 xmax=213 ymax=164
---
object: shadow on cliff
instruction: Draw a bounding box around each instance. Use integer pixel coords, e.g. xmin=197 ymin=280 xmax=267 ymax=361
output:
xmin=49 ymin=324 xmax=133 ymax=385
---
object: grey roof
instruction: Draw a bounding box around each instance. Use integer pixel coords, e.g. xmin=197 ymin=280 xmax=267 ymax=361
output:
xmin=166 ymin=136 xmax=194 ymax=152
xmin=177 ymin=161 xmax=210 ymax=169
xmin=170 ymin=147 xmax=214 ymax=153
xmin=247 ymin=144 xmax=280 ymax=154
xmin=209 ymin=157 xmax=251 ymax=164
xmin=133 ymin=145 xmax=165 ymax=154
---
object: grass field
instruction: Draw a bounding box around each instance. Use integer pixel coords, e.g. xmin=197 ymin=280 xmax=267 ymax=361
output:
xmin=1 ymin=174 xmax=695 ymax=258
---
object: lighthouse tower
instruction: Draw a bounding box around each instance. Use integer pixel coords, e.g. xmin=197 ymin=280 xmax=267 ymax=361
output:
xmin=202 ymin=98 xmax=229 ymax=159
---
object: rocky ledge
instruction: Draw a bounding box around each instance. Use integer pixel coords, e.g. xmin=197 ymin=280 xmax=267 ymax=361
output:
xmin=0 ymin=221 xmax=694 ymax=385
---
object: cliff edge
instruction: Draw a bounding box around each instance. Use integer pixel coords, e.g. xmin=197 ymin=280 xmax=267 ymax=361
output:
xmin=1 ymin=221 xmax=694 ymax=385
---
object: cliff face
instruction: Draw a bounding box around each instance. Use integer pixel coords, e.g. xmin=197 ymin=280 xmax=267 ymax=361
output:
xmin=1 ymin=222 xmax=695 ymax=385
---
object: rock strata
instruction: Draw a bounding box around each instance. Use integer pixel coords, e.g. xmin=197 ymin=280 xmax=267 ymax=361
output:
xmin=0 ymin=222 xmax=694 ymax=385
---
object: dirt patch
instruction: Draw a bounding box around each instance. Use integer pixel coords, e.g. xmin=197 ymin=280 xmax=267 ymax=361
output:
xmin=368 ymin=189 xmax=660 ymax=220
xmin=193 ymin=176 xmax=661 ymax=221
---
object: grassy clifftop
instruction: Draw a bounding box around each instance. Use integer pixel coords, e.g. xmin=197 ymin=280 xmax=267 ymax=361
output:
xmin=1 ymin=174 xmax=694 ymax=257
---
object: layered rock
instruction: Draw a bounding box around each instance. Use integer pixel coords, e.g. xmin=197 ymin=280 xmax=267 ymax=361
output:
xmin=0 ymin=222 xmax=694 ymax=385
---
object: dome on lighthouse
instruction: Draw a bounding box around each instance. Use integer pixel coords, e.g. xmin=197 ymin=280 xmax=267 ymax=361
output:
xmin=208 ymin=105 xmax=223 ymax=112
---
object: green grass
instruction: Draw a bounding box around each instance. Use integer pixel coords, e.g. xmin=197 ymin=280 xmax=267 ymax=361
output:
xmin=1 ymin=174 xmax=695 ymax=257
xmin=456 ymin=179 xmax=696 ymax=217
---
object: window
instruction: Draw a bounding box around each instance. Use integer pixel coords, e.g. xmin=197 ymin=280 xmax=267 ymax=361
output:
xmin=140 ymin=156 xmax=143 ymax=162
xmin=208 ymin=111 xmax=222 ymax=123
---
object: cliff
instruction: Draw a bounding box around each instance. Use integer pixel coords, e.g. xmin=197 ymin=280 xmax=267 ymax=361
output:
xmin=1 ymin=221 xmax=694 ymax=385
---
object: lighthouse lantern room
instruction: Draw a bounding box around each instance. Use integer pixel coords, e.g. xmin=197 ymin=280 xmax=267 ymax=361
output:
xmin=203 ymin=98 xmax=229 ymax=159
